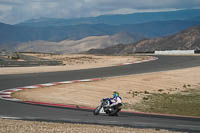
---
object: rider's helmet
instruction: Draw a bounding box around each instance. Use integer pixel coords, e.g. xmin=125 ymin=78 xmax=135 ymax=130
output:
xmin=113 ymin=91 xmax=119 ymax=97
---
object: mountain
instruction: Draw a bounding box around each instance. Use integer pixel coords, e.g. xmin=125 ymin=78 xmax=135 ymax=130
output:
xmin=3 ymin=32 xmax=144 ymax=54
xmin=108 ymin=32 xmax=144 ymax=44
xmin=187 ymin=16 xmax=200 ymax=21
xmin=17 ymin=9 xmax=200 ymax=27
xmin=0 ymin=9 xmax=200 ymax=46
xmin=117 ymin=20 xmax=200 ymax=38
xmin=0 ymin=24 xmax=115 ymax=44
xmin=86 ymin=27 xmax=200 ymax=55
xmin=0 ymin=19 xmax=200 ymax=46
xmin=0 ymin=22 xmax=13 ymax=28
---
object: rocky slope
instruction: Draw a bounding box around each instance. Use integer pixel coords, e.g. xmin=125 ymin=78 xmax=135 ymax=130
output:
xmin=7 ymin=32 xmax=143 ymax=54
xmin=87 ymin=27 xmax=200 ymax=55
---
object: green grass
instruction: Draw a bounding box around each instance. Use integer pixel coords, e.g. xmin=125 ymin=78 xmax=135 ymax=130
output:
xmin=127 ymin=89 xmax=200 ymax=117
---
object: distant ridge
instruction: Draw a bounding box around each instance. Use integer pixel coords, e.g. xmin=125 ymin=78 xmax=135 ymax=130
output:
xmin=17 ymin=9 xmax=200 ymax=27
xmin=86 ymin=26 xmax=200 ymax=55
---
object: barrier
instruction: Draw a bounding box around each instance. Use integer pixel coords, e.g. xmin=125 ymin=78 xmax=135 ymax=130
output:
xmin=17 ymin=53 xmax=51 ymax=61
xmin=0 ymin=53 xmax=63 ymax=67
xmin=155 ymin=50 xmax=195 ymax=55
xmin=0 ymin=61 xmax=63 ymax=67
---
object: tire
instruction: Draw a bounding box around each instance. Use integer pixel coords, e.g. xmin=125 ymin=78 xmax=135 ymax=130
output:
xmin=93 ymin=106 xmax=101 ymax=115
xmin=108 ymin=108 xmax=121 ymax=116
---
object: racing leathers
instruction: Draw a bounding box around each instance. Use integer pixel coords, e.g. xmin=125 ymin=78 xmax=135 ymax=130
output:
xmin=109 ymin=96 xmax=122 ymax=107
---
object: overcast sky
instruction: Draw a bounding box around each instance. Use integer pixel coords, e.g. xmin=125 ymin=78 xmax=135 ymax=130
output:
xmin=0 ymin=0 xmax=200 ymax=24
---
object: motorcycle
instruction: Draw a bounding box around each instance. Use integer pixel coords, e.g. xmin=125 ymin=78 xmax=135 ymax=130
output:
xmin=93 ymin=98 xmax=122 ymax=116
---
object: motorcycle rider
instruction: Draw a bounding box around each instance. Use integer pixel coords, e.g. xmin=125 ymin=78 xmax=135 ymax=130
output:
xmin=109 ymin=91 xmax=122 ymax=107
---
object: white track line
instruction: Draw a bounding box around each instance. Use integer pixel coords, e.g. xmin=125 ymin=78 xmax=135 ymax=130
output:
xmin=22 ymin=86 xmax=39 ymax=89
xmin=2 ymin=88 xmax=23 ymax=92
xmin=59 ymin=81 xmax=74 ymax=84
xmin=0 ymin=116 xmax=21 ymax=120
xmin=0 ymin=91 xmax=12 ymax=95
xmin=39 ymin=83 xmax=56 ymax=86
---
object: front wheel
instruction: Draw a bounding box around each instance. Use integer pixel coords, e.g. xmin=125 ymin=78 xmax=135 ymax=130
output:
xmin=93 ymin=106 xmax=101 ymax=115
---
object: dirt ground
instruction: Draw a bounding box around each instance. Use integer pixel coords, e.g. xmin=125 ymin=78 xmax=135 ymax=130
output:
xmin=0 ymin=118 xmax=181 ymax=133
xmin=0 ymin=54 xmax=150 ymax=75
xmin=13 ymin=66 xmax=200 ymax=111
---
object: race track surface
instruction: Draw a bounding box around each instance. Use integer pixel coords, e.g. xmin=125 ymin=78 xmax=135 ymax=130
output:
xmin=1 ymin=55 xmax=200 ymax=132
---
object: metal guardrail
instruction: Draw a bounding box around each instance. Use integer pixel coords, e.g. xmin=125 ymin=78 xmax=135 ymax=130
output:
xmin=195 ymin=50 xmax=200 ymax=54
xmin=0 ymin=52 xmax=63 ymax=67
xmin=17 ymin=53 xmax=51 ymax=61
xmin=0 ymin=56 xmax=13 ymax=61
xmin=0 ymin=61 xmax=63 ymax=67
xmin=155 ymin=50 xmax=195 ymax=55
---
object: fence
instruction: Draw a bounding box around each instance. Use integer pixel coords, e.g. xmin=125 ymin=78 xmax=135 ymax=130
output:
xmin=0 ymin=52 xmax=63 ymax=67
xmin=0 ymin=61 xmax=63 ymax=67
xmin=155 ymin=50 xmax=195 ymax=55
xmin=17 ymin=53 xmax=51 ymax=61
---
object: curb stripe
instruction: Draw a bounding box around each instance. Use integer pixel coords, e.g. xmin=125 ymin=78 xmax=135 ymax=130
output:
xmin=0 ymin=91 xmax=12 ymax=95
xmin=2 ymin=96 xmax=12 ymax=99
xmin=91 ymin=78 xmax=101 ymax=81
xmin=79 ymin=79 xmax=93 ymax=82
xmin=22 ymin=86 xmax=39 ymax=89
xmin=39 ymin=83 xmax=56 ymax=86
xmin=119 ymin=57 xmax=158 ymax=66
xmin=17 ymin=88 xmax=29 ymax=90
xmin=72 ymin=80 xmax=81 ymax=83
xmin=59 ymin=81 xmax=73 ymax=84
xmin=2 ymin=89 xmax=22 ymax=92
xmin=53 ymin=82 xmax=62 ymax=85
xmin=0 ymin=93 xmax=11 ymax=95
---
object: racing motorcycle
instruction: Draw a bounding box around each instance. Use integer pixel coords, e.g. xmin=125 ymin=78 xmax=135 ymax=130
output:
xmin=93 ymin=98 xmax=122 ymax=116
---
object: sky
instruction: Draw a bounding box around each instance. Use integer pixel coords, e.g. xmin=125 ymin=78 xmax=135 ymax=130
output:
xmin=0 ymin=0 xmax=200 ymax=24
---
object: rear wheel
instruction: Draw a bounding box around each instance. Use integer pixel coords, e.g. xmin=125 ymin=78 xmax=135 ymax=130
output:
xmin=108 ymin=108 xmax=121 ymax=116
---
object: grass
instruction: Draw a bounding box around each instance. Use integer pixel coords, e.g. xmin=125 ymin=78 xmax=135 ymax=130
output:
xmin=127 ymin=89 xmax=200 ymax=117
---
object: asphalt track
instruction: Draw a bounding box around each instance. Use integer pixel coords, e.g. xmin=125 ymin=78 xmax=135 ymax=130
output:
xmin=1 ymin=55 xmax=200 ymax=132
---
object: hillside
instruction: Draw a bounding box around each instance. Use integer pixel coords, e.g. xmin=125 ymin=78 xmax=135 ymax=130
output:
xmin=0 ymin=20 xmax=200 ymax=46
xmin=87 ymin=27 xmax=200 ymax=55
xmin=5 ymin=32 xmax=144 ymax=54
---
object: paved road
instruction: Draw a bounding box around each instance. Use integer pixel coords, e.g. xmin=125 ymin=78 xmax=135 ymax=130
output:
xmin=1 ymin=55 xmax=200 ymax=132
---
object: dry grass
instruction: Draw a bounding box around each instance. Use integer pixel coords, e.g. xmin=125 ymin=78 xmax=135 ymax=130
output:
xmin=0 ymin=119 xmax=180 ymax=133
